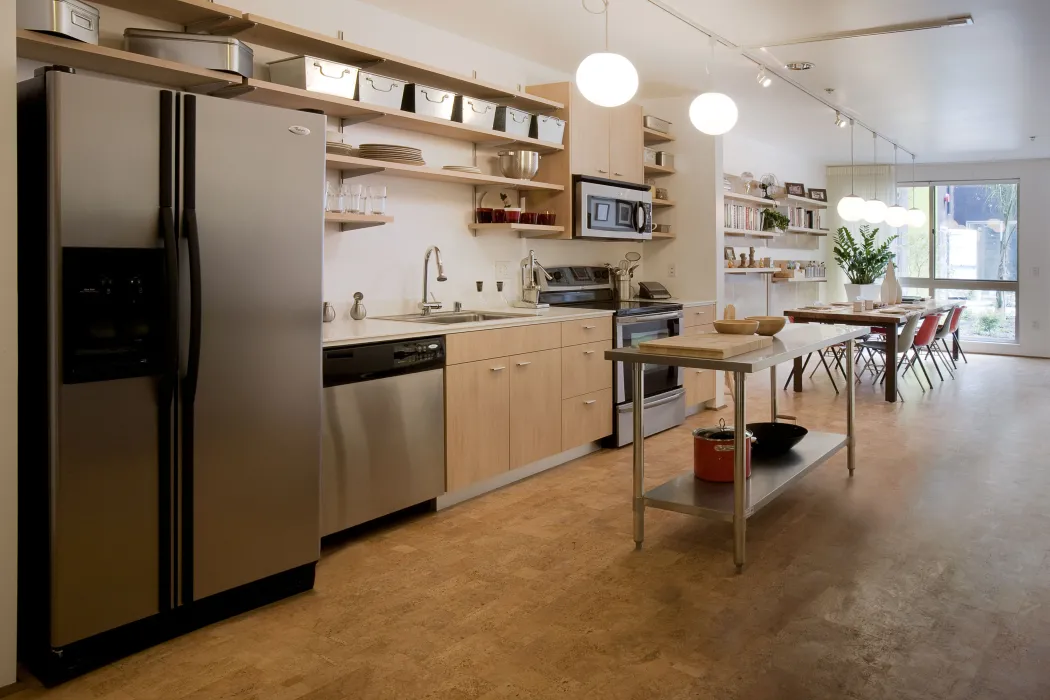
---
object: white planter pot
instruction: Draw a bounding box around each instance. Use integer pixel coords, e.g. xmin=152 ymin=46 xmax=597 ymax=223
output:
xmin=844 ymin=283 xmax=881 ymax=301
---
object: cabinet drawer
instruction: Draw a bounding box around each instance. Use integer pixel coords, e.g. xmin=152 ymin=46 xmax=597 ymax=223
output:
xmin=684 ymin=305 xmax=715 ymax=328
xmin=685 ymin=368 xmax=716 ymax=407
xmin=562 ymin=389 xmax=613 ymax=450
xmin=561 ymin=340 xmax=612 ymax=399
xmin=561 ymin=317 xmax=611 ymax=347
xmin=446 ymin=322 xmax=562 ymax=364
xmin=683 ymin=323 xmax=715 ymax=337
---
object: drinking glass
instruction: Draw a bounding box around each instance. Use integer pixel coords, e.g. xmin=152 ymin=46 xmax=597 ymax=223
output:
xmin=369 ymin=186 xmax=387 ymax=215
xmin=335 ymin=183 xmax=348 ymax=213
xmin=349 ymin=184 xmax=364 ymax=214
xmin=325 ymin=182 xmax=340 ymax=213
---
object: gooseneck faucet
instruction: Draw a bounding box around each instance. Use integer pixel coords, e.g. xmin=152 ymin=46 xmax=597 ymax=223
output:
xmin=419 ymin=245 xmax=447 ymax=315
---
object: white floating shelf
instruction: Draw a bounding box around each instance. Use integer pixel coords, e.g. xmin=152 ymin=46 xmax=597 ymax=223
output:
xmin=652 ymin=198 xmax=676 ymax=208
xmin=468 ymin=223 xmax=566 ymax=238
xmin=325 ymin=154 xmax=564 ymax=191
xmin=786 ymin=226 xmax=830 ymax=236
xmin=724 ymin=268 xmax=777 ymax=274
xmin=644 ymin=164 xmax=676 ymax=177
xmin=643 ymin=127 xmax=675 ymax=145
xmin=724 ymin=192 xmax=777 ymax=207
xmin=772 ymin=277 xmax=828 ymax=284
xmin=777 ymin=194 xmax=829 ymax=210
xmin=724 ymin=228 xmax=777 ymax=239
xmin=324 ymin=212 xmax=394 ymax=231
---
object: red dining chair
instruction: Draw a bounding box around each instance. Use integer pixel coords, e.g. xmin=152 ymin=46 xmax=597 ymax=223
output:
xmin=908 ymin=315 xmax=944 ymax=388
xmin=856 ymin=313 xmax=924 ymax=400
xmin=933 ymin=307 xmax=961 ymax=375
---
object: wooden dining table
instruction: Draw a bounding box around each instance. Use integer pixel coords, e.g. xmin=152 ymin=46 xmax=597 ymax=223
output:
xmin=783 ymin=300 xmax=958 ymax=402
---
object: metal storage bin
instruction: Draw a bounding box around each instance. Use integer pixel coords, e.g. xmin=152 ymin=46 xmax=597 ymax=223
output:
xmin=268 ymin=55 xmax=359 ymax=100
xmin=529 ymin=114 xmax=565 ymax=145
xmin=124 ymin=28 xmax=254 ymax=78
xmin=643 ymin=115 xmax=672 ymax=134
xmin=656 ymin=151 xmax=675 ymax=169
xmin=494 ymin=106 xmax=532 ymax=138
xmin=357 ymin=71 xmax=406 ymax=110
xmin=18 ymin=0 xmax=99 ymax=45
xmin=452 ymin=95 xmax=497 ymax=130
xmin=402 ymin=83 xmax=456 ymax=121
xmin=643 ymin=148 xmax=658 ymax=166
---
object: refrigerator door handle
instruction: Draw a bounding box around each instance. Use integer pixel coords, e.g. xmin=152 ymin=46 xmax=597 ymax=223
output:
xmin=182 ymin=208 xmax=202 ymax=402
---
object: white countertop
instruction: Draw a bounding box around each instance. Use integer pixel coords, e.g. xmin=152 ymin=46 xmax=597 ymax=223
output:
xmin=323 ymin=306 xmax=614 ymax=348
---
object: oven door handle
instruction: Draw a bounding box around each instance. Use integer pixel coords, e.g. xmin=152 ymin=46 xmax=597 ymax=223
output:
xmin=616 ymin=389 xmax=686 ymax=413
xmin=616 ymin=311 xmax=683 ymax=325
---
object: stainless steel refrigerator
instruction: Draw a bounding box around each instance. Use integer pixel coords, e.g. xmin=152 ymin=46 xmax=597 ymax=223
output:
xmin=17 ymin=68 xmax=324 ymax=683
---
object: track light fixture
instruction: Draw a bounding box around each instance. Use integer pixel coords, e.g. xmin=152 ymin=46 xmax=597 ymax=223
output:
xmin=756 ymin=68 xmax=772 ymax=88
xmin=835 ymin=112 xmax=849 ymax=129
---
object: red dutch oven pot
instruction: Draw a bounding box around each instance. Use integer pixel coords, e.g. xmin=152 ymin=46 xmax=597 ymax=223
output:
xmin=693 ymin=419 xmax=752 ymax=482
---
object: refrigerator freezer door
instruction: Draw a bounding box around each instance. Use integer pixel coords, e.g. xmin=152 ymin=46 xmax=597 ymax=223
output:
xmin=183 ymin=94 xmax=324 ymax=601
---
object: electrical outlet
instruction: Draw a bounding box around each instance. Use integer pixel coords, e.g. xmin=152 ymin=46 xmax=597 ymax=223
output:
xmin=495 ymin=261 xmax=512 ymax=279
xmin=1033 ymin=266 xmax=1041 ymax=277
xmin=668 ymin=263 xmax=677 ymax=278
xmin=1033 ymin=320 xmax=1041 ymax=331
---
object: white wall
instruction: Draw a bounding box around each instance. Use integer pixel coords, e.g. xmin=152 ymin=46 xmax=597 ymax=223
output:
xmin=1 ymin=0 xmax=18 ymax=687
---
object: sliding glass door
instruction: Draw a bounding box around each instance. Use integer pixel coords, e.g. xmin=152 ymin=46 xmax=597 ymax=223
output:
xmin=895 ymin=181 xmax=1020 ymax=343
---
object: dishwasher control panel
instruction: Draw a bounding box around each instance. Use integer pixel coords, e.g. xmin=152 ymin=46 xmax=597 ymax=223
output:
xmin=323 ymin=336 xmax=445 ymax=387
xmin=394 ymin=340 xmax=444 ymax=366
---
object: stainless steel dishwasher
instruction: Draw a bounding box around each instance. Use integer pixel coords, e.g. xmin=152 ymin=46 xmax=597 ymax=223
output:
xmin=321 ymin=337 xmax=445 ymax=536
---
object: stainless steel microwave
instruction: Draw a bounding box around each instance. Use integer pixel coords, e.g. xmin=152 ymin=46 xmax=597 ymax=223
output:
xmin=574 ymin=175 xmax=652 ymax=241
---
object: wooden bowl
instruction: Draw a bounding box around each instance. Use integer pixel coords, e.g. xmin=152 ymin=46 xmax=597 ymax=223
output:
xmin=745 ymin=316 xmax=787 ymax=336
xmin=713 ymin=320 xmax=759 ymax=335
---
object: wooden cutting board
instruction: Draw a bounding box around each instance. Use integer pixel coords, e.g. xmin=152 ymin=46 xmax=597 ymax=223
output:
xmin=639 ymin=333 xmax=774 ymax=359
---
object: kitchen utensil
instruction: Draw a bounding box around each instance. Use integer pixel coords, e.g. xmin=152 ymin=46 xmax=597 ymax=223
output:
xmin=744 ymin=316 xmax=786 ymax=336
xmin=626 ymin=252 xmax=641 ymax=263
xmin=357 ymin=71 xmax=405 ymax=109
xmin=350 ymin=292 xmax=367 ymax=320
xmin=18 ymin=0 xmax=99 ymax=44
xmin=124 ymin=28 xmax=254 ymax=78
xmin=530 ymin=114 xmax=566 ymax=145
xmin=615 ymin=272 xmax=631 ymax=300
xmin=402 ymin=83 xmax=456 ymax=120
xmin=746 ymin=422 xmax=808 ymax=458
xmin=639 ymin=334 xmax=773 ymax=359
xmin=724 ymin=304 xmax=737 ymax=320
xmin=494 ymin=106 xmax=532 ymax=137
xmin=322 ymin=302 xmax=337 ymax=323
xmin=643 ymin=115 xmax=672 ymax=133
xmin=268 ymin=55 xmax=359 ymax=99
xmin=693 ymin=420 xmax=752 ymax=482
xmin=452 ymin=95 xmax=497 ymax=130
xmin=714 ymin=320 xmax=759 ymax=335
xmin=497 ymin=150 xmax=540 ymax=180
xmin=656 ymin=152 xmax=674 ymax=169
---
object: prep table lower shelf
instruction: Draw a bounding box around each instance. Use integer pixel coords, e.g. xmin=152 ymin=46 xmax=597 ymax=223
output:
xmin=644 ymin=432 xmax=847 ymax=522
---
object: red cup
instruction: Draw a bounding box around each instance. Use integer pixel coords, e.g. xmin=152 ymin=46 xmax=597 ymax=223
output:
xmin=520 ymin=212 xmax=538 ymax=224
xmin=475 ymin=208 xmax=493 ymax=224
xmin=493 ymin=209 xmax=507 ymax=223
xmin=505 ymin=209 xmax=521 ymax=223
xmin=537 ymin=212 xmax=557 ymax=226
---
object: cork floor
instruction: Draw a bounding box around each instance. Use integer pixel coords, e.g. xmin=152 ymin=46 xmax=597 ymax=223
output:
xmin=13 ymin=354 xmax=1050 ymax=699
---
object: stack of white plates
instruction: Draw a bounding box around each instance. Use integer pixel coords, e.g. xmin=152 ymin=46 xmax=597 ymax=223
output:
xmin=359 ymin=144 xmax=425 ymax=166
xmin=325 ymin=142 xmax=355 ymax=157
xmin=442 ymin=165 xmax=482 ymax=174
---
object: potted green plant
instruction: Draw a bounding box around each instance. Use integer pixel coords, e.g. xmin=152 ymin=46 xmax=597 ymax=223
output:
xmin=761 ymin=209 xmax=789 ymax=233
xmin=833 ymin=224 xmax=897 ymax=300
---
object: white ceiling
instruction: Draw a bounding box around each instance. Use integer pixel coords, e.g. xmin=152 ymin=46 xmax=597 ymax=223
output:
xmin=359 ymin=0 xmax=1050 ymax=164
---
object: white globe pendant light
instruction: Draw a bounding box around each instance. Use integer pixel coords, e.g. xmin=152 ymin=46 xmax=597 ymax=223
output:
xmin=689 ymin=92 xmax=738 ymax=135
xmin=837 ymin=119 xmax=865 ymax=222
xmin=575 ymin=1 xmax=638 ymax=108
xmin=884 ymin=146 xmax=909 ymax=227
xmin=862 ymin=132 xmax=885 ymax=224
xmin=906 ymin=154 xmax=927 ymax=227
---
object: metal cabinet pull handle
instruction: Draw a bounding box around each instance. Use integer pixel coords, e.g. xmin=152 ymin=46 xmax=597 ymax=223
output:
xmin=597 ymin=169 xmax=608 ymax=174
xmin=583 ymin=325 xmax=596 ymax=329
xmin=491 ymin=366 xmax=506 ymax=372
xmin=313 ymin=62 xmax=353 ymax=79
xmin=583 ymin=350 xmax=595 ymax=355
xmin=516 ymin=361 xmax=532 ymax=367
xmin=614 ymin=172 xmax=624 ymax=176
xmin=584 ymin=400 xmax=597 ymax=405
xmin=365 ymin=76 xmax=400 ymax=92
xmin=421 ymin=89 xmax=450 ymax=104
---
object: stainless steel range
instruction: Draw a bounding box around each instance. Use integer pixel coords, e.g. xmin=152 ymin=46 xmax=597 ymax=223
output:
xmin=539 ymin=265 xmax=685 ymax=447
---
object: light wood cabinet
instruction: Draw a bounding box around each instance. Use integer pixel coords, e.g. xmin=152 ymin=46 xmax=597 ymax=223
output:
xmin=509 ymin=349 xmax=562 ymax=470
xmin=562 ymin=389 xmax=613 ymax=450
xmin=569 ymin=84 xmax=612 ymax=178
xmin=445 ymin=358 xmax=509 ymax=492
xmin=610 ymin=103 xmax=643 ymax=183
xmin=561 ymin=317 xmax=612 ymax=347
xmin=685 ymin=369 xmax=716 ymax=407
xmin=683 ymin=323 xmax=715 ymax=337
xmin=446 ymin=322 xmax=562 ymax=365
xmin=561 ymin=340 xmax=612 ymax=399
xmin=684 ymin=305 xmax=716 ymax=328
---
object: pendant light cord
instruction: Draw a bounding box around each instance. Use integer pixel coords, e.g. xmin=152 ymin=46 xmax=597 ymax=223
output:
xmin=582 ymin=0 xmax=610 ymax=51
xmin=872 ymin=132 xmax=878 ymax=200
xmin=850 ymin=120 xmax=856 ymax=192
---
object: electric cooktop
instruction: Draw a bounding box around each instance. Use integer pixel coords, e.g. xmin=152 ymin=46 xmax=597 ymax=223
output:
xmin=537 ymin=265 xmax=682 ymax=317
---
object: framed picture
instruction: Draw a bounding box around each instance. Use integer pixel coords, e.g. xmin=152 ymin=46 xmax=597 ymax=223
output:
xmin=785 ymin=182 xmax=806 ymax=196
xmin=808 ymin=188 xmax=828 ymax=202
xmin=723 ymin=246 xmax=735 ymax=260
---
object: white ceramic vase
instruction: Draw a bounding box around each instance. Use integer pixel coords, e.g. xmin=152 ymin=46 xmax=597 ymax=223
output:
xmin=844 ymin=283 xmax=881 ymax=301
xmin=881 ymin=262 xmax=902 ymax=304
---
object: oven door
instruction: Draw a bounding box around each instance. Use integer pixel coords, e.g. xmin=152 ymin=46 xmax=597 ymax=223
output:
xmin=615 ymin=311 xmax=683 ymax=404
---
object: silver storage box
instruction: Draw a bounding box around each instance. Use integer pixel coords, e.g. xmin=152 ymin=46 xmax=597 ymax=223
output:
xmin=17 ymin=0 xmax=99 ymax=44
xmin=268 ymin=55 xmax=359 ymax=100
xmin=357 ymin=71 xmax=405 ymax=110
xmin=494 ymin=106 xmax=532 ymax=137
xmin=656 ymin=151 xmax=674 ymax=168
xmin=124 ymin=28 xmax=254 ymax=78
xmin=643 ymin=115 xmax=672 ymax=133
xmin=529 ymin=114 xmax=565 ymax=145
xmin=452 ymin=95 xmax=497 ymax=130
xmin=402 ymin=83 xmax=456 ymax=120
xmin=643 ymin=147 xmax=658 ymax=166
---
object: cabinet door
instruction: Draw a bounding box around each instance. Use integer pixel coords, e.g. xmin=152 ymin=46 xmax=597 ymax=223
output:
xmin=569 ymin=86 xmax=611 ymax=177
xmin=685 ymin=369 xmax=716 ymax=407
xmin=509 ymin=349 xmax=562 ymax=469
xmin=446 ymin=359 xmax=510 ymax=492
xmin=610 ymin=103 xmax=643 ymax=183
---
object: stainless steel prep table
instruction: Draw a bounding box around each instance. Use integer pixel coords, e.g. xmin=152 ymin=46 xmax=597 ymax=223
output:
xmin=606 ymin=324 xmax=869 ymax=571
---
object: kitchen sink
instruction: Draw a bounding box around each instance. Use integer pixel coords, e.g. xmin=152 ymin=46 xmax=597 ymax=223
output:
xmin=376 ymin=311 xmax=530 ymax=325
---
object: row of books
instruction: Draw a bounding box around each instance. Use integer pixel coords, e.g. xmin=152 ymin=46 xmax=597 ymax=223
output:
xmin=724 ymin=203 xmax=764 ymax=231
xmin=788 ymin=207 xmax=823 ymax=230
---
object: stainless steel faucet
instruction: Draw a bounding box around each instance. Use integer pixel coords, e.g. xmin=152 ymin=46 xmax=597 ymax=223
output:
xmin=419 ymin=245 xmax=447 ymax=315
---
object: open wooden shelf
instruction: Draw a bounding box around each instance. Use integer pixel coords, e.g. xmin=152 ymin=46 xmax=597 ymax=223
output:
xmin=777 ymin=194 xmax=829 ymax=210
xmin=643 ymin=127 xmax=675 ymax=145
xmin=772 ymin=277 xmax=828 ymax=284
xmin=237 ymin=80 xmax=563 ymax=152
xmin=15 ymin=29 xmax=239 ymax=89
xmin=468 ymin=223 xmax=565 ymax=237
xmin=650 ymin=230 xmax=676 ymax=240
xmin=724 ymin=191 xmax=777 ymax=207
xmin=325 ymin=154 xmax=563 ymax=191
xmin=724 ymin=228 xmax=778 ymax=239
xmin=652 ymin=198 xmax=676 ymax=208
xmin=233 ymin=14 xmax=561 ymax=112
xmin=724 ymin=268 xmax=777 ymax=274
xmin=786 ymin=226 xmax=830 ymax=236
xmin=324 ymin=212 xmax=393 ymax=231
xmin=644 ymin=164 xmax=676 ymax=177
xmin=93 ymin=0 xmax=249 ymax=28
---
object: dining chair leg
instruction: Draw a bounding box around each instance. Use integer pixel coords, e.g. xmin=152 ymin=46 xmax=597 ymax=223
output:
xmin=932 ymin=344 xmax=955 ymax=379
xmin=818 ymin=351 xmax=840 ymax=394
xmin=940 ymin=338 xmax=959 ymax=369
xmin=785 ymin=353 xmax=813 ymax=390
xmin=911 ymin=347 xmax=933 ymax=390
xmin=831 ymin=346 xmax=848 ymax=379
xmin=954 ymin=331 xmax=969 ymax=363
xmin=924 ymin=346 xmax=945 ymax=381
